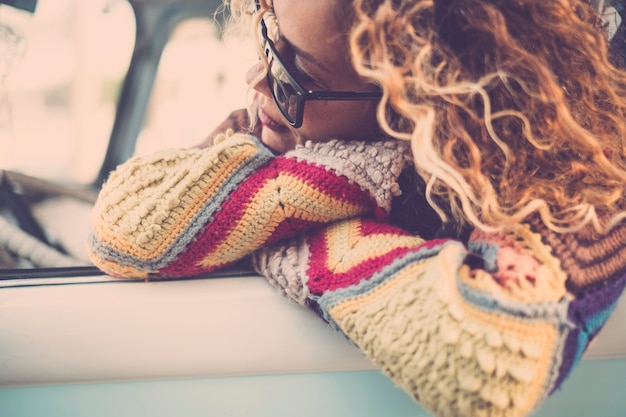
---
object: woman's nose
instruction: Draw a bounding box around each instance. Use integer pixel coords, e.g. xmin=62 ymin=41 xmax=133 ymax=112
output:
xmin=246 ymin=61 xmax=271 ymax=96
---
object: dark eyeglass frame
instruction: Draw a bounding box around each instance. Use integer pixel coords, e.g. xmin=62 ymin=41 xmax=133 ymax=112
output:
xmin=259 ymin=18 xmax=383 ymax=128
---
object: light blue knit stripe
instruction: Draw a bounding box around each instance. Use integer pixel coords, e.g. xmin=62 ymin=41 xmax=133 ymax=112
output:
xmin=572 ymin=300 xmax=619 ymax=367
xmin=457 ymin=279 xmax=573 ymax=323
xmin=468 ymin=239 xmax=499 ymax=271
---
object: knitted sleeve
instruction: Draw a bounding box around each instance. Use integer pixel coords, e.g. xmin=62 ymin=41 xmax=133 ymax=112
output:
xmin=252 ymin=216 xmax=626 ymax=417
xmin=88 ymin=133 xmax=411 ymax=278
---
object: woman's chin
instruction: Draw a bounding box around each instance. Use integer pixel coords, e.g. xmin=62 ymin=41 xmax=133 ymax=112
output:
xmin=261 ymin=128 xmax=296 ymax=154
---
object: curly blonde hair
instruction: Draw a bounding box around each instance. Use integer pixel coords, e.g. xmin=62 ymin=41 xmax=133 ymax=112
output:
xmin=227 ymin=0 xmax=626 ymax=234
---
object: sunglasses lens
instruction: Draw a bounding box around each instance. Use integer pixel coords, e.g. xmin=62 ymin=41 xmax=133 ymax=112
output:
xmin=268 ymin=61 xmax=298 ymax=124
xmin=260 ymin=18 xmax=301 ymax=127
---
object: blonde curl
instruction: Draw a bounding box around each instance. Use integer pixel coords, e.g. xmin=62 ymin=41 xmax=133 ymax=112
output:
xmin=349 ymin=0 xmax=626 ymax=233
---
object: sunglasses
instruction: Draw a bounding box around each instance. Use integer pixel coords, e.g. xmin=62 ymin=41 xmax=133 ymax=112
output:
xmin=259 ymin=18 xmax=382 ymax=128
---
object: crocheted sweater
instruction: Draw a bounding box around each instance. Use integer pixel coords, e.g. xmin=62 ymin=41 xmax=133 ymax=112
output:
xmin=89 ymin=133 xmax=626 ymax=417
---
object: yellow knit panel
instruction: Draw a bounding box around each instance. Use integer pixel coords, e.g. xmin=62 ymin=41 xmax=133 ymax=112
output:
xmin=329 ymin=244 xmax=558 ymax=417
xmin=92 ymin=136 xmax=260 ymax=261
xmin=324 ymin=220 xmax=424 ymax=274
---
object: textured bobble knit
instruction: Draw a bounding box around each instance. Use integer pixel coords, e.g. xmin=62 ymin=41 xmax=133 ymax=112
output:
xmin=89 ymin=133 xmax=626 ymax=417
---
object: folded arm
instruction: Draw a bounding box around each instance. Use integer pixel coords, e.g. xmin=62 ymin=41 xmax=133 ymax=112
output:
xmin=89 ymin=133 xmax=410 ymax=278
xmin=253 ymin=216 xmax=626 ymax=417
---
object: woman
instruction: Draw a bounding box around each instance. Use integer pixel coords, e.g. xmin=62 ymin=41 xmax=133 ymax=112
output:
xmin=90 ymin=0 xmax=626 ymax=416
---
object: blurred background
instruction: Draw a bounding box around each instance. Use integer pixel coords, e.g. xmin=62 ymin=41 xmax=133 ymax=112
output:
xmin=0 ymin=0 xmax=254 ymax=184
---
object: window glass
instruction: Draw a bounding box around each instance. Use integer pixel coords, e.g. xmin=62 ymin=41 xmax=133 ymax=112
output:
xmin=135 ymin=17 xmax=255 ymax=155
xmin=0 ymin=0 xmax=135 ymax=184
xmin=0 ymin=2 xmax=255 ymax=272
